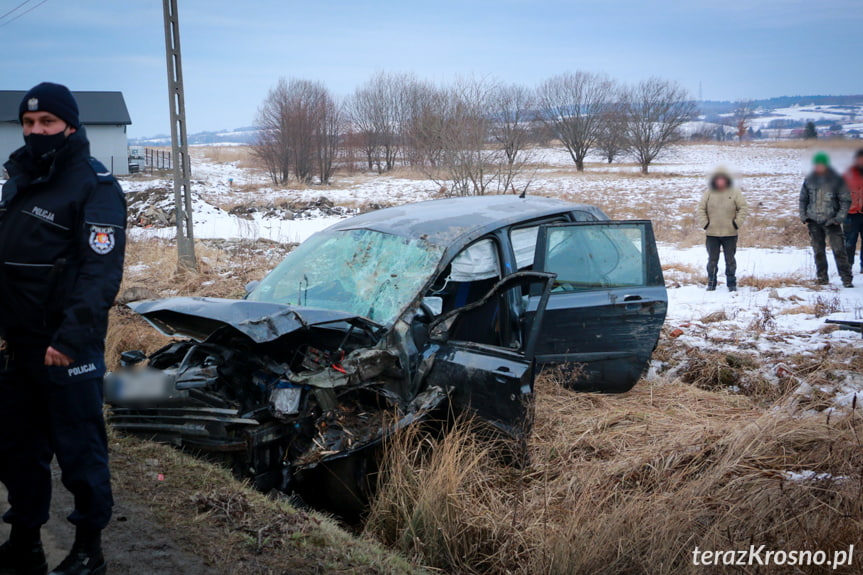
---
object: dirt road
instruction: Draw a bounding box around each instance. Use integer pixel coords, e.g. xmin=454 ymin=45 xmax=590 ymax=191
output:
xmin=0 ymin=465 xmax=222 ymax=575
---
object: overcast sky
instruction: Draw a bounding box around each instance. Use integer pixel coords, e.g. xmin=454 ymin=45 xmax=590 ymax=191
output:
xmin=1 ymin=0 xmax=860 ymax=137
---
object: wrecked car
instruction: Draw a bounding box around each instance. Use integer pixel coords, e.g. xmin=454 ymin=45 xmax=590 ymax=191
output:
xmin=106 ymin=196 xmax=667 ymax=513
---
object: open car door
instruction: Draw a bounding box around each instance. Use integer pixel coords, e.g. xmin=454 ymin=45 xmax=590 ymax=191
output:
xmin=423 ymin=272 xmax=554 ymax=439
xmin=528 ymin=221 xmax=667 ymax=393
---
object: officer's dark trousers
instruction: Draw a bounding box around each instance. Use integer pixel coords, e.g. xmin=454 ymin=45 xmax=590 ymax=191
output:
xmin=706 ymin=236 xmax=738 ymax=288
xmin=844 ymin=213 xmax=863 ymax=272
xmin=808 ymin=222 xmax=852 ymax=283
xmin=0 ymin=346 xmax=112 ymax=531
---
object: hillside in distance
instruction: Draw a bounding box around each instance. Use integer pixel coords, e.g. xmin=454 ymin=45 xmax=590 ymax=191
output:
xmin=130 ymin=94 xmax=863 ymax=146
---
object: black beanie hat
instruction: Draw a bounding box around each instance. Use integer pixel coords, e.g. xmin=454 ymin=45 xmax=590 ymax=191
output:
xmin=19 ymin=82 xmax=80 ymax=128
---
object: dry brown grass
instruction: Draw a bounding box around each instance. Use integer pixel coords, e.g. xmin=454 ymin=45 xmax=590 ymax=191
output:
xmin=551 ymin=184 xmax=812 ymax=249
xmin=700 ymin=310 xmax=728 ymax=323
xmin=811 ymin=293 xmax=844 ymax=318
xmin=676 ymin=347 xmax=776 ymax=397
xmin=194 ymin=145 xmax=257 ymax=169
xmin=773 ymin=293 xmax=846 ymax=319
xmin=738 ymin=272 xmax=810 ymax=290
xmin=662 ymin=261 xmax=702 ymax=285
xmin=767 ymin=139 xmax=861 ymax=150
xmin=366 ymin=372 xmax=863 ymax=574
xmin=656 ymin=212 xmax=812 ymax=250
xmin=739 ymin=213 xmax=811 ymax=249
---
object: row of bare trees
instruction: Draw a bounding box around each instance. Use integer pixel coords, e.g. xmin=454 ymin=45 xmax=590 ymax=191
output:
xmin=252 ymin=71 xmax=697 ymax=190
xmin=536 ymin=72 xmax=698 ymax=173
xmin=252 ymin=78 xmax=340 ymax=185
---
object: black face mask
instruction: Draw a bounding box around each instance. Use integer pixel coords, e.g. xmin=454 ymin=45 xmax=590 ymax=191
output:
xmin=24 ymin=131 xmax=68 ymax=160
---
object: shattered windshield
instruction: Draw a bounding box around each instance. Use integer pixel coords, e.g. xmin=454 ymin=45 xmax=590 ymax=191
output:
xmin=247 ymin=228 xmax=444 ymax=325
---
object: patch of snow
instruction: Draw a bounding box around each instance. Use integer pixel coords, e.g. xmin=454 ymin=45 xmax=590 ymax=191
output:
xmin=782 ymin=470 xmax=846 ymax=482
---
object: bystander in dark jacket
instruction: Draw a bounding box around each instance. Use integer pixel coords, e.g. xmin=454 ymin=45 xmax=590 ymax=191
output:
xmin=799 ymin=152 xmax=853 ymax=288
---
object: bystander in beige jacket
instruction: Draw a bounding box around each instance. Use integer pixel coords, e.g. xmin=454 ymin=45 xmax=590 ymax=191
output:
xmin=697 ymin=171 xmax=749 ymax=236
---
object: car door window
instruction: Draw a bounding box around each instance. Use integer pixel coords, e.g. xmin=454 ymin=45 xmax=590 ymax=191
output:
xmin=511 ymin=226 xmax=540 ymax=271
xmin=426 ymin=238 xmax=507 ymax=345
xmin=526 ymin=221 xmax=666 ymax=392
xmin=537 ymin=223 xmax=648 ymax=291
xmin=509 ymin=216 xmax=573 ymax=272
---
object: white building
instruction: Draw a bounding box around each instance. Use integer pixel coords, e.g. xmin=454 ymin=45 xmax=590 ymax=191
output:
xmin=0 ymin=90 xmax=132 ymax=176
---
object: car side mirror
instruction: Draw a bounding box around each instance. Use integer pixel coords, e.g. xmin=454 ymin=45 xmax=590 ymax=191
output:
xmin=244 ymin=280 xmax=260 ymax=296
xmin=119 ymin=350 xmax=147 ymax=367
xmin=421 ymin=296 xmax=443 ymax=316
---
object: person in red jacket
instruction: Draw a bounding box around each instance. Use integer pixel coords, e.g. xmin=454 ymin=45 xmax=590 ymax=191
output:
xmin=844 ymin=149 xmax=863 ymax=274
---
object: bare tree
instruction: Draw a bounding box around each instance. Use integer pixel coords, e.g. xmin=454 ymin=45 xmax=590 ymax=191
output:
xmin=436 ymin=79 xmax=495 ymax=196
xmin=346 ymin=72 xmax=414 ymax=173
xmin=345 ymin=89 xmax=379 ymax=172
xmin=733 ymin=99 xmax=756 ymax=142
xmin=252 ymin=78 xmax=340 ymax=185
xmin=414 ymin=78 xmax=533 ymax=197
xmin=489 ymin=83 xmax=536 ymax=191
xmin=622 ymin=78 xmax=697 ymax=174
xmin=252 ymin=79 xmax=292 ymax=185
xmin=536 ymin=72 xmax=615 ymax=171
xmin=315 ymin=94 xmax=341 ymax=185
xmin=492 ymin=84 xmax=533 ymax=164
xmin=596 ymin=98 xmax=628 ymax=164
xmin=403 ymin=80 xmax=449 ymax=169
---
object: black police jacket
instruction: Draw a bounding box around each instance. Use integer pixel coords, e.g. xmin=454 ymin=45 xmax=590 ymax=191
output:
xmin=0 ymin=127 xmax=126 ymax=359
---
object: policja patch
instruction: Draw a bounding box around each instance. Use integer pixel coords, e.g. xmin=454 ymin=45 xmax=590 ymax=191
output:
xmin=89 ymin=225 xmax=115 ymax=254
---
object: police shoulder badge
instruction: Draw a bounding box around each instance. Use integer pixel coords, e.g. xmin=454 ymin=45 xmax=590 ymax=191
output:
xmin=89 ymin=225 xmax=115 ymax=254
xmin=27 ymin=97 xmax=38 ymax=111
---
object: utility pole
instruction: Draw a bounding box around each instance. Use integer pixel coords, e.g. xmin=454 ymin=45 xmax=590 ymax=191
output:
xmin=163 ymin=0 xmax=197 ymax=270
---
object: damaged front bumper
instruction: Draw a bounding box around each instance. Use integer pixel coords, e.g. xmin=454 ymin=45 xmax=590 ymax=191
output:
xmin=105 ymin=300 xmax=450 ymax=509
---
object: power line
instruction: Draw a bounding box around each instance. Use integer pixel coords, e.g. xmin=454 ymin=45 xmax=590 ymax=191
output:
xmin=0 ymin=0 xmax=32 ymax=22
xmin=0 ymin=0 xmax=48 ymax=28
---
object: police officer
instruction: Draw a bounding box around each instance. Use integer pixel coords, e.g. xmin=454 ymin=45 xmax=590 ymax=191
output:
xmin=0 ymin=83 xmax=125 ymax=575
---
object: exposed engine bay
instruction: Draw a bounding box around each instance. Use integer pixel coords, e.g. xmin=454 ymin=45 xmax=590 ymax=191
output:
xmin=108 ymin=268 xmax=555 ymax=516
xmin=106 ymin=313 xmax=448 ymax=515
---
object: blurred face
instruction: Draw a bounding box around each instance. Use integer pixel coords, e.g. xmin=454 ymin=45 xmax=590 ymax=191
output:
xmin=814 ymin=163 xmax=828 ymax=175
xmin=856 ymin=155 xmax=863 ymax=170
xmin=714 ymin=176 xmax=729 ymax=190
xmin=21 ymin=111 xmax=75 ymax=137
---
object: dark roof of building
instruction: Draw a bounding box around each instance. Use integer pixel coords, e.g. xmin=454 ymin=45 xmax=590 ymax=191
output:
xmin=0 ymin=90 xmax=131 ymax=125
xmin=328 ymin=196 xmax=608 ymax=248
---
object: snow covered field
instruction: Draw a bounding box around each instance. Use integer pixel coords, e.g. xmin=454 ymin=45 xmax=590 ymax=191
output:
xmin=749 ymin=104 xmax=863 ymax=131
xmin=114 ymin=141 xmax=863 ymax=409
xmin=659 ymin=244 xmax=862 ymax=355
xmin=120 ymin=143 xmax=860 ymax=243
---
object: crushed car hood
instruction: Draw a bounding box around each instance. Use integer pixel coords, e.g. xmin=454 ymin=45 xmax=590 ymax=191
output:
xmin=128 ymin=297 xmax=383 ymax=344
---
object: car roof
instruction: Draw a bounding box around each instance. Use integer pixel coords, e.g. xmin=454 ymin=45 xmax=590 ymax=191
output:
xmin=327 ymin=195 xmax=607 ymax=247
